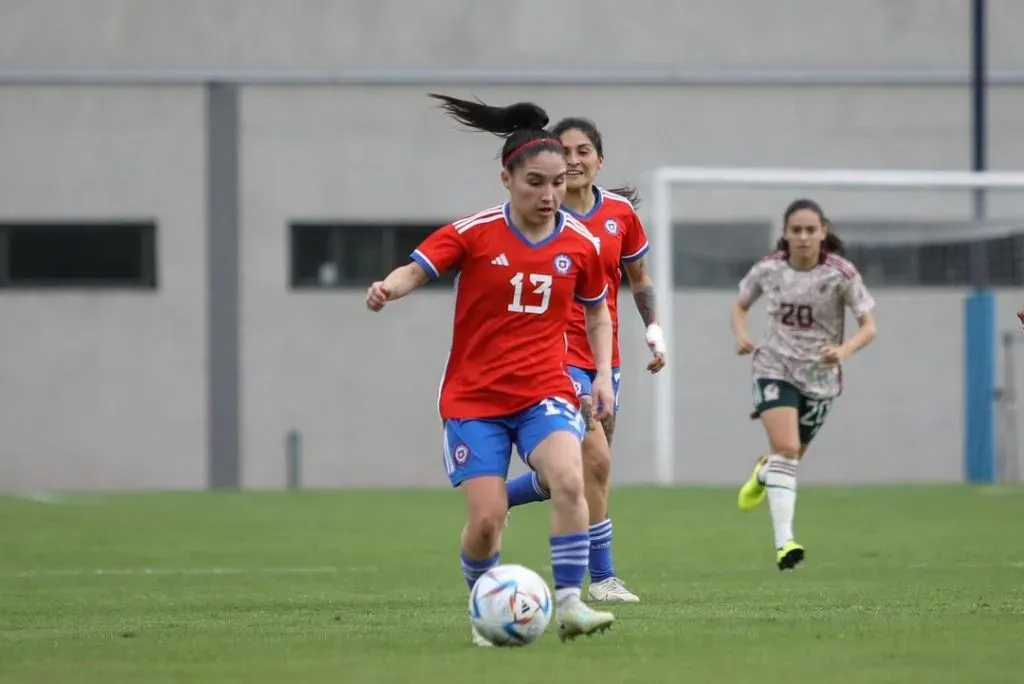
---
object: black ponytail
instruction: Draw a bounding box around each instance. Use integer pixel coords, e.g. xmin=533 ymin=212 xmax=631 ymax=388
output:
xmin=604 ymin=185 xmax=642 ymax=209
xmin=822 ymin=226 xmax=845 ymax=256
xmin=428 ymin=93 xmax=564 ymax=170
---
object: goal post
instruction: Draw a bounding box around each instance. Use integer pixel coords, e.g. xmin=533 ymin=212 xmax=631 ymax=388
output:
xmin=644 ymin=166 xmax=1024 ymax=487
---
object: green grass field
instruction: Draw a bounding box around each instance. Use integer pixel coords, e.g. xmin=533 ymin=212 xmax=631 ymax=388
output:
xmin=1 ymin=485 xmax=1023 ymax=683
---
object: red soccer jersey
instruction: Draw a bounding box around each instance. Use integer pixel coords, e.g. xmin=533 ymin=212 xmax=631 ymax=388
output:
xmin=411 ymin=203 xmax=608 ymax=420
xmin=563 ymin=187 xmax=650 ymax=370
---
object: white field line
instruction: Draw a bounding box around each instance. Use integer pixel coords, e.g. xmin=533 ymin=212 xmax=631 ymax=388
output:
xmin=1 ymin=561 xmax=1021 ymax=581
xmin=0 ymin=566 xmax=379 ymax=580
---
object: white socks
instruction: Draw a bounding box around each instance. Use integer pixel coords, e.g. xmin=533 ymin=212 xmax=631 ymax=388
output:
xmin=555 ymin=587 xmax=581 ymax=605
xmin=760 ymin=454 xmax=799 ymax=548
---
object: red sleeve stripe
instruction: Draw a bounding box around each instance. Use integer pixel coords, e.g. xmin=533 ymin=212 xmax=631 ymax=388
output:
xmin=760 ymin=251 xmax=787 ymax=263
xmin=824 ymin=254 xmax=858 ymax=280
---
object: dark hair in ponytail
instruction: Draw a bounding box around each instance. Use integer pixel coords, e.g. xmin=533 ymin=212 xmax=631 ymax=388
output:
xmin=428 ymin=93 xmax=564 ymax=171
xmin=604 ymin=185 xmax=641 ymax=209
xmin=775 ymin=198 xmax=846 ymax=257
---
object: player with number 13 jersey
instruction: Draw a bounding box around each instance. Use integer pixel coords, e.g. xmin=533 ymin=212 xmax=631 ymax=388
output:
xmin=413 ymin=203 xmax=607 ymax=420
xmin=367 ymin=93 xmax=617 ymax=645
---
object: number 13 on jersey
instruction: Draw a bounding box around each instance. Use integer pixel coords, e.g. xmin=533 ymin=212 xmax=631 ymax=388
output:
xmin=508 ymin=272 xmax=553 ymax=315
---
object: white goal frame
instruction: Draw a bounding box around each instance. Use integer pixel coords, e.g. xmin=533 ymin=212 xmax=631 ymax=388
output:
xmin=646 ymin=166 xmax=1024 ymax=486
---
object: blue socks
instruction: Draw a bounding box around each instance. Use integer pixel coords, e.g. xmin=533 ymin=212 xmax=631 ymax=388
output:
xmin=460 ymin=550 xmax=499 ymax=591
xmin=550 ymin=532 xmax=589 ymax=591
xmin=588 ymin=518 xmax=615 ymax=582
xmin=507 ymin=475 xmax=619 ymax=586
xmin=506 ymin=471 xmax=550 ymax=508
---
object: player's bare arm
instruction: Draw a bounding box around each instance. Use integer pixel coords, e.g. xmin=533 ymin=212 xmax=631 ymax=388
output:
xmin=623 ymin=257 xmax=666 ymax=373
xmin=365 ymin=262 xmax=430 ymax=311
xmin=584 ymin=300 xmax=614 ymax=420
xmin=821 ymin=312 xmax=877 ymax=365
xmin=730 ymin=299 xmax=756 ymax=355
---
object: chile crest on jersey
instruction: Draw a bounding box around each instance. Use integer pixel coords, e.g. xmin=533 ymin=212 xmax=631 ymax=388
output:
xmin=553 ymin=253 xmax=573 ymax=276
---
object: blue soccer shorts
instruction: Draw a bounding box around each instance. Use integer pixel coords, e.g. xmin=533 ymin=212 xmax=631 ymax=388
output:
xmin=566 ymin=365 xmax=621 ymax=414
xmin=441 ymin=397 xmax=586 ymax=487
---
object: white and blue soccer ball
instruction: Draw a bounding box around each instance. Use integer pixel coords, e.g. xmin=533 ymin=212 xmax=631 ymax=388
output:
xmin=468 ymin=564 xmax=553 ymax=646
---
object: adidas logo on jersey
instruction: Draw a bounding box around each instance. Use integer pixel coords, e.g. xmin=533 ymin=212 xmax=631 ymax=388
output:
xmin=491 ymin=254 xmax=510 ymax=266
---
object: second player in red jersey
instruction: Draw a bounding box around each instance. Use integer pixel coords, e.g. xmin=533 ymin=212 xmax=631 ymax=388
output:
xmin=561 ymin=186 xmax=650 ymax=372
xmin=504 ymin=117 xmax=668 ymax=605
xmin=412 ymin=202 xmax=607 ymax=420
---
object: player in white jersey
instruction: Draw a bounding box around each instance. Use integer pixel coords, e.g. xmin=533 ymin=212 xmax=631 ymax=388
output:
xmin=730 ymin=199 xmax=878 ymax=570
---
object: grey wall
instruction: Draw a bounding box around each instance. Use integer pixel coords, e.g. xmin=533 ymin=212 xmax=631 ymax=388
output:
xmin=3 ymin=0 xmax=1024 ymax=491
xmin=4 ymin=0 xmax=1024 ymax=71
xmin=0 ymin=87 xmax=207 ymax=491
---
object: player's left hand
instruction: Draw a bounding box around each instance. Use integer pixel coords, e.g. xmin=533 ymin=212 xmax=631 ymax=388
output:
xmin=645 ymin=324 xmax=667 ymax=373
xmin=591 ymin=372 xmax=614 ymax=422
xmin=820 ymin=345 xmax=847 ymax=366
xmin=1017 ymin=308 xmax=1024 ymax=330
xmin=647 ymin=352 xmax=666 ymax=374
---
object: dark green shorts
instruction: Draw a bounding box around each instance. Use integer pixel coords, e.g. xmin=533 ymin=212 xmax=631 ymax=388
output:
xmin=751 ymin=378 xmax=833 ymax=446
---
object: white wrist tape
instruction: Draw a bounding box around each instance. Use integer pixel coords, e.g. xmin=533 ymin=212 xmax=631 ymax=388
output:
xmin=645 ymin=323 xmax=667 ymax=354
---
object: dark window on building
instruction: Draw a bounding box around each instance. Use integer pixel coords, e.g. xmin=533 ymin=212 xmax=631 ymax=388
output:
xmin=290 ymin=222 xmax=453 ymax=289
xmin=0 ymin=221 xmax=157 ymax=289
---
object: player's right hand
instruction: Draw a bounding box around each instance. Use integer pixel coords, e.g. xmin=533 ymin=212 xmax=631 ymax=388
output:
xmin=590 ymin=373 xmax=614 ymax=422
xmin=366 ymin=281 xmax=390 ymax=311
xmin=735 ymin=335 xmax=755 ymax=355
xmin=1018 ymin=308 xmax=1024 ymax=330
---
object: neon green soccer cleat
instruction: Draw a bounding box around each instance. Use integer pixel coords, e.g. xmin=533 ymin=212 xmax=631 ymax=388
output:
xmin=737 ymin=456 xmax=769 ymax=511
xmin=776 ymin=540 xmax=805 ymax=571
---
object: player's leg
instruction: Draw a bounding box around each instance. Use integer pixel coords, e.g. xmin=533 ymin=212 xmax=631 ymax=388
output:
xmin=737 ymin=379 xmax=805 ymax=570
xmin=506 ymin=366 xmax=591 ymax=508
xmin=584 ymin=368 xmax=638 ymax=603
xmin=443 ymin=418 xmax=514 ymax=646
xmin=517 ymin=397 xmax=615 ymax=641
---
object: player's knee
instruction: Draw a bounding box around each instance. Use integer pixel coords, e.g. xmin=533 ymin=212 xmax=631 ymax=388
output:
xmin=546 ymin=461 xmax=585 ymax=504
xmin=582 ymin=438 xmax=611 ymax=488
xmin=466 ymin=507 xmax=505 ymax=548
xmin=530 ymin=431 xmax=585 ymax=502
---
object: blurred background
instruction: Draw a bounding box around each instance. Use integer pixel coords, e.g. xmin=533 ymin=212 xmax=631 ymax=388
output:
xmin=2 ymin=0 xmax=1024 ymax=493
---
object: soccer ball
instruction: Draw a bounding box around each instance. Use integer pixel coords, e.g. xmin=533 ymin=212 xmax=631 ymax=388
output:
xmin=468 ymin=564 xmax=553 ymax=646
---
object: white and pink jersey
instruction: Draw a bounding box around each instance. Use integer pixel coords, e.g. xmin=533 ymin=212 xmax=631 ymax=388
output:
xmin=737 ymin=251 xmax=876 ymax=399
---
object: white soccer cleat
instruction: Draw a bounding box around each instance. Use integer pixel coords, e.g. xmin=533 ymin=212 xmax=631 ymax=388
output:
xmin=471 ymin=625 xmax=493 ymax=647
xmin=556 ymin=596 xmax=615 ymax=642
xmin=587 ymin=577 xmax=640 ymax=603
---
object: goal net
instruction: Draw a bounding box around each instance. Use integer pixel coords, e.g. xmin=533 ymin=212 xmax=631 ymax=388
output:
xmin=638 ymin=167 xmax=1024 ymax=487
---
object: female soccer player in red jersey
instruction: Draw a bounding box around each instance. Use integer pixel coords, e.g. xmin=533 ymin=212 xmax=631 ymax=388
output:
xmin=505 ymin=117 xmax=667 ymax=603
xmin=733 ymin=200 xmax=877 ymax=571
xmin=366 ymin=94 xmax=617 ymax=645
